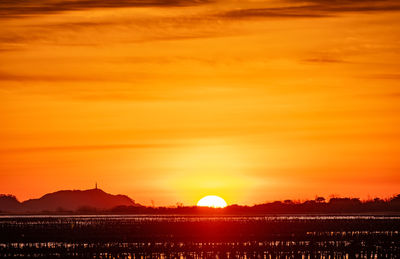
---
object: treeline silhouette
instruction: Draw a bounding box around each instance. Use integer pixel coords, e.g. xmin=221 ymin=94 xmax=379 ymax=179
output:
xmin=74 ymin=194 xmax=400 ymax=215
xmin=2 ymin=194 xmax=400 ymax=215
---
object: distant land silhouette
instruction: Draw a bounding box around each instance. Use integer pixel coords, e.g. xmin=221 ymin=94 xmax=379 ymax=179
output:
xmin=0 ymin=188 xmax=136 ymax=213
xmin=1 ymin=189 xmax=400 ymax=214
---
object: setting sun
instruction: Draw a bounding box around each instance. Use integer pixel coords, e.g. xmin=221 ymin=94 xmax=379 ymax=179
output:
xmin=197 ymin=195 xmax=227 ymax=208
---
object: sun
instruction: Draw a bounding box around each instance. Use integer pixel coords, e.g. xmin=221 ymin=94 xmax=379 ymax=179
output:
xmin=197 ymin=195 xmax=227 ymax=208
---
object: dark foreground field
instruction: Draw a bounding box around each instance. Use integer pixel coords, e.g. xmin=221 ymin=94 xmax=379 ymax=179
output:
xmin=0 ymin=215 xmax=399 ymax=258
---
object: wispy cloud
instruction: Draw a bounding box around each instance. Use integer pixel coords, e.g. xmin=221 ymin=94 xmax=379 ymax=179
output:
xmin=0 ymin=0 xmax=213 ymax=18
xmin=220 ymin=6 xmax=328 ymax=19
xmin=220 ymin=0 xmax=400 ymax=19
xmin=0 ymin=144 xmax=176 ymax=153
xmin=302 ymin=58 xmax=346 ymax=63
xmin=3 ymin=0 xmax=399 ymax=21
xmin=366 ymin=74 xmax=400 ymax=80
xmin=0 ymin=71 xmax=121 ymax=82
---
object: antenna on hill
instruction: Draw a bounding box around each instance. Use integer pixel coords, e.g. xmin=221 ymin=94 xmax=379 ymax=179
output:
xmin=95 ymin=182 xmax=98 ymax=190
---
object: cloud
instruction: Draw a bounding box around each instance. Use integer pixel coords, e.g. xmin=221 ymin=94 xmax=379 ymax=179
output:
xmin=221 ymin=6 xmax=328 ymax=19
xmin=291 ymin=0 xmax=400 ymax=13
xmin=0 ymin=0 xmax=213 ymax=18
xmin=1 ymin=0 xmax=399 ymax=22
xmin=3 ymin=0 xmax=399 ymax=21
xmin=3 ymin=0 xmax=398 ymax=50
xmin=366 ymin=74 xmax=400 ymax=80
xmin=0 ymin=47 xmax=20 ymax=52
xmin=220 ymin=0 xmax=400 ymax=19
xmin=0 ymin=71 xmax=130 ymax=82
xmin=0 ymin=10 xmax=229 ymax=49
xmin=0 ymin=144 xmax=176 ymax=153
xmin=303 ymin=57 xmax=346 ymax=63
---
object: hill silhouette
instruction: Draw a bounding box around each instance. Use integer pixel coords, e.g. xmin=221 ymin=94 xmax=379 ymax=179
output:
xmin=0 ymin=188 xmax=137 ymax=213
xmin=0 ymin=195 xmax=21 ymax=212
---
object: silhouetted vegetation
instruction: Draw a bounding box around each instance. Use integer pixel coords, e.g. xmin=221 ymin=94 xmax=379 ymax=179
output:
xmin=107 ymin=195 xmax=400 ymax=215
xmin=2 ymin=190 xmax=399 ymax=215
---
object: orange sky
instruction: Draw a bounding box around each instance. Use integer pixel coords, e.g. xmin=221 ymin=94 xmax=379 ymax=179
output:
xmin=1 ymin=0 xmax=400 ymax=206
